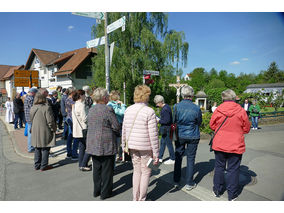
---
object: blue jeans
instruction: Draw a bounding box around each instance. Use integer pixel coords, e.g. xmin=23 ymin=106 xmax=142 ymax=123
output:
xmin=251 ymin=116 xmax=258 ymax=129
xmin=66 ymin=118 xmax=78 ymax=157
xmin=27 ymin=123 xmax=34 ymax=152
xmin=62 ymin=116 xmax=68 ymax=138
xmin=214 ymin=151 xmax=242 ymax=200
xmin=159 ymin=126 xmax=175 ymax=160
xmin=174 ymin=139 xmax=199 ymax=186
xmin=75 ymin=137 xmax=91 ymax=167
xmin=14 ymin=111 xmax=24 ymax=129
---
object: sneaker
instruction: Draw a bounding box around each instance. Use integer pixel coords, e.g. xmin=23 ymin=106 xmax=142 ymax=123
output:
xmin=164 ymin=159 xmax=175 ymax=165
xmin=79 ymin=167 xmax=91 ymax=172
xmin=71 ymin=156 xmax=78 ymax=160
xmin=185 ymin=183 xmax=197 ymax=191
xmin=159 ymin=159 xmax=163 ymax=163
xmin=173 ymin=182 xmax=180 ymax=189
xmin=40 ymin=165 xmax=53 ymax=171
xmin=213 ymin=190 xmax=221 ymax=198
xmin=229 ymin=196 xmax=238 ymax=201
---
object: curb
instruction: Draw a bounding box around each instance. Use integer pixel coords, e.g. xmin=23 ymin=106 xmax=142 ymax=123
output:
xmin=0 ymin=118 xmax=33 ymax=160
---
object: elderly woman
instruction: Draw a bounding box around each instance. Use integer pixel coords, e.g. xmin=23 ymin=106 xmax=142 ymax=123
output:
xmin=86 ymin=88 xmax=120 ymax=200
xmin=210 ymin=89 xmax=250 ymax=201
xmin=107 ymin=90 xmax=127 ymax=162
xmin=30 ymin=93 xmax=57 ymax=171
xmin=122 ymin=85 xmax=159 ymax=201
xmin=173 ymin=85 xmax=202 ymax=191
xmin=72 ymin=89 xmax=91 ymax=171
xmin=154 ymin=95 xmax=175 ymax=164
xmin=82 ymin=85 xmax=93 ymax=111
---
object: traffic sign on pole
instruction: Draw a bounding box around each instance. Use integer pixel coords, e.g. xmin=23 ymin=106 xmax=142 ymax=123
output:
xmin=143 ymin=70 xmax=160 ymax=76
xmin=107 ymin=16 xmax=126 ymax=34
xmin=86 ymin=36 xmax=105 ymax=48
xmin=71 ymin=12 xmax=105 ymax=20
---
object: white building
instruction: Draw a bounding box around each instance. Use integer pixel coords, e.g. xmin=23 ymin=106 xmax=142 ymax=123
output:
xmin=16 ymin=47 xmax=97 ymax=93
xmin=244 ymin=83 xmax=284 ymax=96
xmin=184 ymin=73 xmax=192 ymax=81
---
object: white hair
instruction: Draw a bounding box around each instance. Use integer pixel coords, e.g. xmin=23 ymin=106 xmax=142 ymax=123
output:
xmin=82 ymin=85 xmax=90 ymax=91
xmin=154 ymin=95 xmax=164 ymax=104
xmin=221 ymin=89 xmax=236 ymax=101
xmin=92 ymin=87 xmax=109 ymax=102
xmin=181 ymin=85 xmax=194 ymax=99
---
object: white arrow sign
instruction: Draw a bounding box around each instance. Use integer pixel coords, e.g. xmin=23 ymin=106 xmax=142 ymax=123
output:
xmin=143 ymin=70 xmax=160 ymax=76
xmin=86 ymin=36 xmax=105 ymax=48
xmin=72 ymin=12 xmax=105 ymax=20
xmin=107 ymin=16 xmax=126 ymax=34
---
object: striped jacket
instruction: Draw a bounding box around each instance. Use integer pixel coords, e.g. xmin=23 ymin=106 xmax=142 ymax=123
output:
xmin=86 ymin=104 xmax=120 ymax=156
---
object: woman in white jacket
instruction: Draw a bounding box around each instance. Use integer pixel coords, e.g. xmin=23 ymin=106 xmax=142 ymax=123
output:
xmin=5 ymin=97 xmax=14 ymax=123
xmin=72 ymin=90 xmax=91 ymax=171
xmin=122 ymin=85 xmax=159 ymax=201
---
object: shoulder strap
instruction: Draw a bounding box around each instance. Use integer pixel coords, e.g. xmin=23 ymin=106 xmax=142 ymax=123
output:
xmin=126 ymin=105 xmax=145 ymax=142
xmin=213 ymin=116 xmax=228 ymax=138
xmin=73 ymin=104 xmax=84 ymax=130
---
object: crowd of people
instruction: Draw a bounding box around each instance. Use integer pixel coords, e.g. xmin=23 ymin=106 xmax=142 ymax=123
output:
xmin=3 ymin=84 xmax=255 ymax=201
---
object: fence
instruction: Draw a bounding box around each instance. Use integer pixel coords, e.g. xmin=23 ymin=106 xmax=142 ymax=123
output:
xmin=260 ymin=111 xmax=284 ymax=118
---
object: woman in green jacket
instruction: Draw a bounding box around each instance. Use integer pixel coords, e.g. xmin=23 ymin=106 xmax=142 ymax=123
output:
xmin=249 ymin=100 xmax=260 ymax=130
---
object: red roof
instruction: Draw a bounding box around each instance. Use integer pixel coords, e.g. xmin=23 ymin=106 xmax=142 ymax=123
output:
xmin=24 ymin=47 xmax=97 ymax=76
xmin=1 ymin=65 xmax=24 ymax=80
xmin=0 ymin=65 xmax=14 ymax=80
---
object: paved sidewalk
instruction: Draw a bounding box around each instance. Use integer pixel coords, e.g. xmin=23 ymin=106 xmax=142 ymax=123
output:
xmin=0 ymin=116 xmax=68 ymax=162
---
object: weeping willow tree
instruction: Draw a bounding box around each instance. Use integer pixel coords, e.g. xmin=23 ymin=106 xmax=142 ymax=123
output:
xmin=90 ymin=12 xmax=188 ymax=105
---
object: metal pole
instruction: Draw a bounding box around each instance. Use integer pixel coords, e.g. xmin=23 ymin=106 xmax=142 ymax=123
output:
xmin=104 ymin=12 xmax=110 ymax=93
xmin=123 ymin=81 xmax=126 ymax=105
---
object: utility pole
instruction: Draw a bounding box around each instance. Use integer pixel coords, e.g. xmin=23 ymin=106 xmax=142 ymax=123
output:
xmin=104 ymin=12 xmax=110 ymax=93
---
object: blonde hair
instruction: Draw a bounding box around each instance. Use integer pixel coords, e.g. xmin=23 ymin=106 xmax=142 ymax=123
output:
xmin=92 ymin=87 xmax=109 ymax=102
xmin=133 ymin=85 xmax=151 ymax=103
xmin=109 ymin=90 xmax=120 ymax=101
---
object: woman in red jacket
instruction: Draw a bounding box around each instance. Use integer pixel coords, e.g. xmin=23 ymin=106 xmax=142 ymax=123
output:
xmin=210 ymin=89 xmax=250 ymax=201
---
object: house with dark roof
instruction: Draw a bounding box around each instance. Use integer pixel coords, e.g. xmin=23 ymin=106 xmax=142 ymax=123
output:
xmin=184 ymin=73 xmax=192 ymax=81
xmin=244 ymin=83 xmax=284 ymax=95
xmin=21 ymin=47 xmax=97 ymax=92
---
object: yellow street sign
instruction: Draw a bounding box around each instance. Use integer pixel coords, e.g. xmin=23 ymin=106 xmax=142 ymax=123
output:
xmin=14 ymin=78 xmax=39 ymax=87
xmin=14 ymin=70 xmax=39 ymax=78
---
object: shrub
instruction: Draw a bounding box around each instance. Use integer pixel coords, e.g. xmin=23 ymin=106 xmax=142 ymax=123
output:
xmin=200 ymin=112 xmax=213 ymax=134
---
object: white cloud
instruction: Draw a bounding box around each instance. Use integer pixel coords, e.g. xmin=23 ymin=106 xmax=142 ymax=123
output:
xmin=241 ymin=58 xmax=249 ymax=61
xmin=68 ymin=25 xmax=74 ymax=31
xmin=230 ymin=61 xmax=240 ymax=65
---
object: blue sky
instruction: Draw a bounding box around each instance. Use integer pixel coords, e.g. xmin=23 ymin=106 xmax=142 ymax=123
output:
xmin=0 ymin=12 xmax=284 ymax=77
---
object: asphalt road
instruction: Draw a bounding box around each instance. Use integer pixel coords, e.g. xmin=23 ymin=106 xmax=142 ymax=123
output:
xmin=0 ymin=121 xmax=284 ymax=201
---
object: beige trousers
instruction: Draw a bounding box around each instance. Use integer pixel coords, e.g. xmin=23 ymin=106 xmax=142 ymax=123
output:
xmin=130 ymin=149 xmax=152 ymax=201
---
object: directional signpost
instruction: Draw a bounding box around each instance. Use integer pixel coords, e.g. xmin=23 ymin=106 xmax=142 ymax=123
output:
xmin=71 ymin=12 xmax=105 ymax=20
xmin=14 ymin=70 xmax=39 ymax=87
xmin=143 ymin=70 xmax=160 ymax=76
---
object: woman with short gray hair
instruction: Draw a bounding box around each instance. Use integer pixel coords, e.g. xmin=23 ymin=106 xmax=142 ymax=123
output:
xmin=221 ymin=89 xmax=236 ymax=101
xmin=154 ymin=95 xmax=175 ymax=164
xmin=86 ymin=87 xmax=120 ymax=200
xmin=210 ymin=89 xmax=250 ymax=201
xmin=82 ymin=85 xmax=93 ymax=110
xmin=181 ymin=85 xmax=194 ymax=99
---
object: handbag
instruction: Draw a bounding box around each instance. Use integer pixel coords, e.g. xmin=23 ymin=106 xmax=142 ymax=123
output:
xmin=209 ymin=116 xmax=228 ymax=152
xmin=73 ymin=104 xmax=87 ymax=139
xmin=170 ymin=105 xmax=178 ymax=141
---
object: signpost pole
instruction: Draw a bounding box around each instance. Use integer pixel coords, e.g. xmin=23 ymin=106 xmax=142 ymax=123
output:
xmin=105 ymin=12 xmax=110 ymax=93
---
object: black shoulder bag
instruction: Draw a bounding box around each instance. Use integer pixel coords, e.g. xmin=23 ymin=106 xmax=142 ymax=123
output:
xmin=209 ymin=116 xmax=228 ymax=152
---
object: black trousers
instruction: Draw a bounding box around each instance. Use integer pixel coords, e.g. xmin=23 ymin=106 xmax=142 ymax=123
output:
xmin=34 ymin=147 xmax=51 ymax=169
xmin=92 ymin=155 xmax=115 ymax=199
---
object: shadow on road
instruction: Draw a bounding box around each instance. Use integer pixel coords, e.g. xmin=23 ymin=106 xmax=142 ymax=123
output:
xmin=49 ymin=158 xmax=78 ymax=169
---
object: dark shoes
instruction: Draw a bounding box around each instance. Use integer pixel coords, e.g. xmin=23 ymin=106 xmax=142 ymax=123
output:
xmin=40 ymin=165 xmax=53 ymax=171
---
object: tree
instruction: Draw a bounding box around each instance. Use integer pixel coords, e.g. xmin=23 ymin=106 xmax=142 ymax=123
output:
xmin=204 ymin=79 xmax=225 ymax=93
xmin=263 ymin=62 xmax=284 ymax=83
xmin=90 ymin=12 xmax=186 ymax=105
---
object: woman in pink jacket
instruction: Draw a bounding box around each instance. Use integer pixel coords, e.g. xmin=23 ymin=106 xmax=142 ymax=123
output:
xmin=122 ymin=85 xmax=159 ymax=201
xmin=210 ymin=89 xmax=250 ymax=201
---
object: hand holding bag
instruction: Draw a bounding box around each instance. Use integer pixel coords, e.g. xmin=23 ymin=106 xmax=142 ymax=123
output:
xmin=209 ymin=116 xmax=228 ymax=152
xmin=170 ymin=105 xmax=178 ymax=141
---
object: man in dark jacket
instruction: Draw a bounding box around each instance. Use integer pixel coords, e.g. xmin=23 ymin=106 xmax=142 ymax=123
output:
xmin=173 ymin=85 xmax=202 ymax=191
xmin=241 ymin=99 xmax=251 ymax=117
xmin=60 ymin=88 xmax=69 ymax=139
xmin=13 ymin=93 xmax=24 ymax=129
